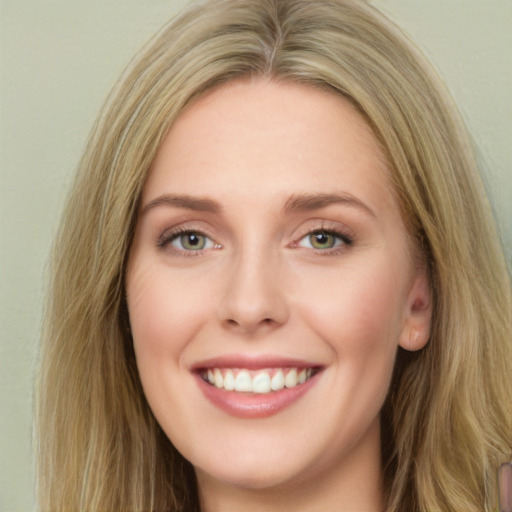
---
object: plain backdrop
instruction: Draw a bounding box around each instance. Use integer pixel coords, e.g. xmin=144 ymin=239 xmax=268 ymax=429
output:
xmin=1 ymin=2 xmax=511 ymax=510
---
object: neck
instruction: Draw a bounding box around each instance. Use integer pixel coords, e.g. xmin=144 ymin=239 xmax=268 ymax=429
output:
xmin=196 ymin=419 xmax=385 ymax=512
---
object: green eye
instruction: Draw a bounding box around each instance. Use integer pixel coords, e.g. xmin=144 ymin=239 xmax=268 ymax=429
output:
xmin=171 ymin=231 xmax=212 ymax=251
xmin=182 ymin=233 xmax=205 ymax=250
xmin=298 ymin=230 xmax=350 ymax=251
xmin=309 ymin=231 xmax=337 ymax=249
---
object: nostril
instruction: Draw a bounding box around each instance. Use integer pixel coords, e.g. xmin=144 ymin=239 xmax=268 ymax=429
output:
xmin=223 ymin=316 xmax=279 ymax=333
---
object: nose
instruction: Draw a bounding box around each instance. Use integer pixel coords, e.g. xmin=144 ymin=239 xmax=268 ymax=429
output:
xmin=218 ymin=248 xmax=289 ymax=336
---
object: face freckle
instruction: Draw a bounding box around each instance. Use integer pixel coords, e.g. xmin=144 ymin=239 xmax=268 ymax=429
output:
xmin=126 ymin=78 xmax=431 ymax=498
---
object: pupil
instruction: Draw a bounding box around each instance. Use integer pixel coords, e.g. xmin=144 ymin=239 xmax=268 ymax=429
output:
xmin=315 ymin=233 xmax=328 ymax=244
xmin=187 ymin=234 xmax=200 ymax=246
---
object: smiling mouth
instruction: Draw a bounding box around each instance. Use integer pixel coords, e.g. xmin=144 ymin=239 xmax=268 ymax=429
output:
xmin=200 ymin=367 xmax=320 ymax=394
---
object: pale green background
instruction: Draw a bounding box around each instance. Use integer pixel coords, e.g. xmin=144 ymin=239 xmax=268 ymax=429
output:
xmin=1 ymin=2 xmax=511 ymax=511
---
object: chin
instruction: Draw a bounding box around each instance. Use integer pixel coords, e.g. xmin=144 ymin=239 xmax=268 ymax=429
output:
xmin=196 ymin=456 xmax=306 ymax=491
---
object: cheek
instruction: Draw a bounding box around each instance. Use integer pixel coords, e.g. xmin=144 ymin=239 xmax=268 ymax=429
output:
xmin=126 ymin=261 xmax=208 ymax=363
xmin=125 ymin=260 xmax=211 ymax=427
xmin=295 ymin=255 xmax=407 ymax=359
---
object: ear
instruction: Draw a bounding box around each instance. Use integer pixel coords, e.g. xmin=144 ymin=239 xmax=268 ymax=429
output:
xmin=398 ymin=267 xmax=432 ymax=351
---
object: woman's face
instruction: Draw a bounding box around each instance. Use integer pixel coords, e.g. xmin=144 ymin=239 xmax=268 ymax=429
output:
xmin=126 ymin=79 xmax=430 ymax=494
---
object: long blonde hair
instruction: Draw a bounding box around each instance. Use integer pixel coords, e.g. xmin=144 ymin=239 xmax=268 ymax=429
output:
xmin=36 ymin=1 xmax=512 ymax=510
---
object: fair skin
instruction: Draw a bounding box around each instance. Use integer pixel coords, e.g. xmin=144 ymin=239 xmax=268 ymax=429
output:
xmin=126 ymin=79 xmax=431 ymax=512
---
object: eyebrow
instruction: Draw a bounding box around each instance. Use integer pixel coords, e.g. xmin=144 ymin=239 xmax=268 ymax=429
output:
xmin=141 ymin=192 xmax=375 ymax=217
xmin=283 ymin=192 xmax=376 ymax=217
xmin=141 ymin=194 xmax=222 ymax=215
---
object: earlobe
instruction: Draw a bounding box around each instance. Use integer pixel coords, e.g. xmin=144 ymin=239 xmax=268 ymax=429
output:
xmin=398 ymin=270 xmax=432 ymax=351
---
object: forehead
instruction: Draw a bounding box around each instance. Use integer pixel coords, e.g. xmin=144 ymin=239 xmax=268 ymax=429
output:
xmin=144 ymin=79 xmax=394 ymax=214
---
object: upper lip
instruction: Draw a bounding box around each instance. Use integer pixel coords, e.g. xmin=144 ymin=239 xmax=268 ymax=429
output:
xmin=190 ymin=353 xmax=323 ymax=372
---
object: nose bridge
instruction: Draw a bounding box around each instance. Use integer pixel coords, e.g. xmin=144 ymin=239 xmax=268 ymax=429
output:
xmin=219 ymin=236 xmax=288 ymax=333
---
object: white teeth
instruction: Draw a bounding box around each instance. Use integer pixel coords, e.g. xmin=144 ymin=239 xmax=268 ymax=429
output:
xmin=284 ymin=368 xmax=298 ymax=388
xmin=252 ymin=372 xmax=271 ymax=393
xmin=204 ymin=367 xmax=315 ymax=394
xmin=214 ymin=368 xmax=223 ymax=389
xmin=270 ymin=369 xmax=285 ymax=391
xmin=223 ymin=370 xmax=235 ymax=390
xmin=235 ymin=370 xmax=252 ymax=392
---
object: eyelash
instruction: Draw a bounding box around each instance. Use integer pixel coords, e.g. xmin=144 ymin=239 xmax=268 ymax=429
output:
xmin=156 ymin=227 xmax=354 ymax=256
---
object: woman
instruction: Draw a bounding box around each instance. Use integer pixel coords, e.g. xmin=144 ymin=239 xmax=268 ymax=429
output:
xmin=36 ymin=0 xmax=512 ymax=510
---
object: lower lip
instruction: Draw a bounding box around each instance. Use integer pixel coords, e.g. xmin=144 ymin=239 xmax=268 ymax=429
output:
xmin=195 ymin=372 xmax=320 ymax=419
